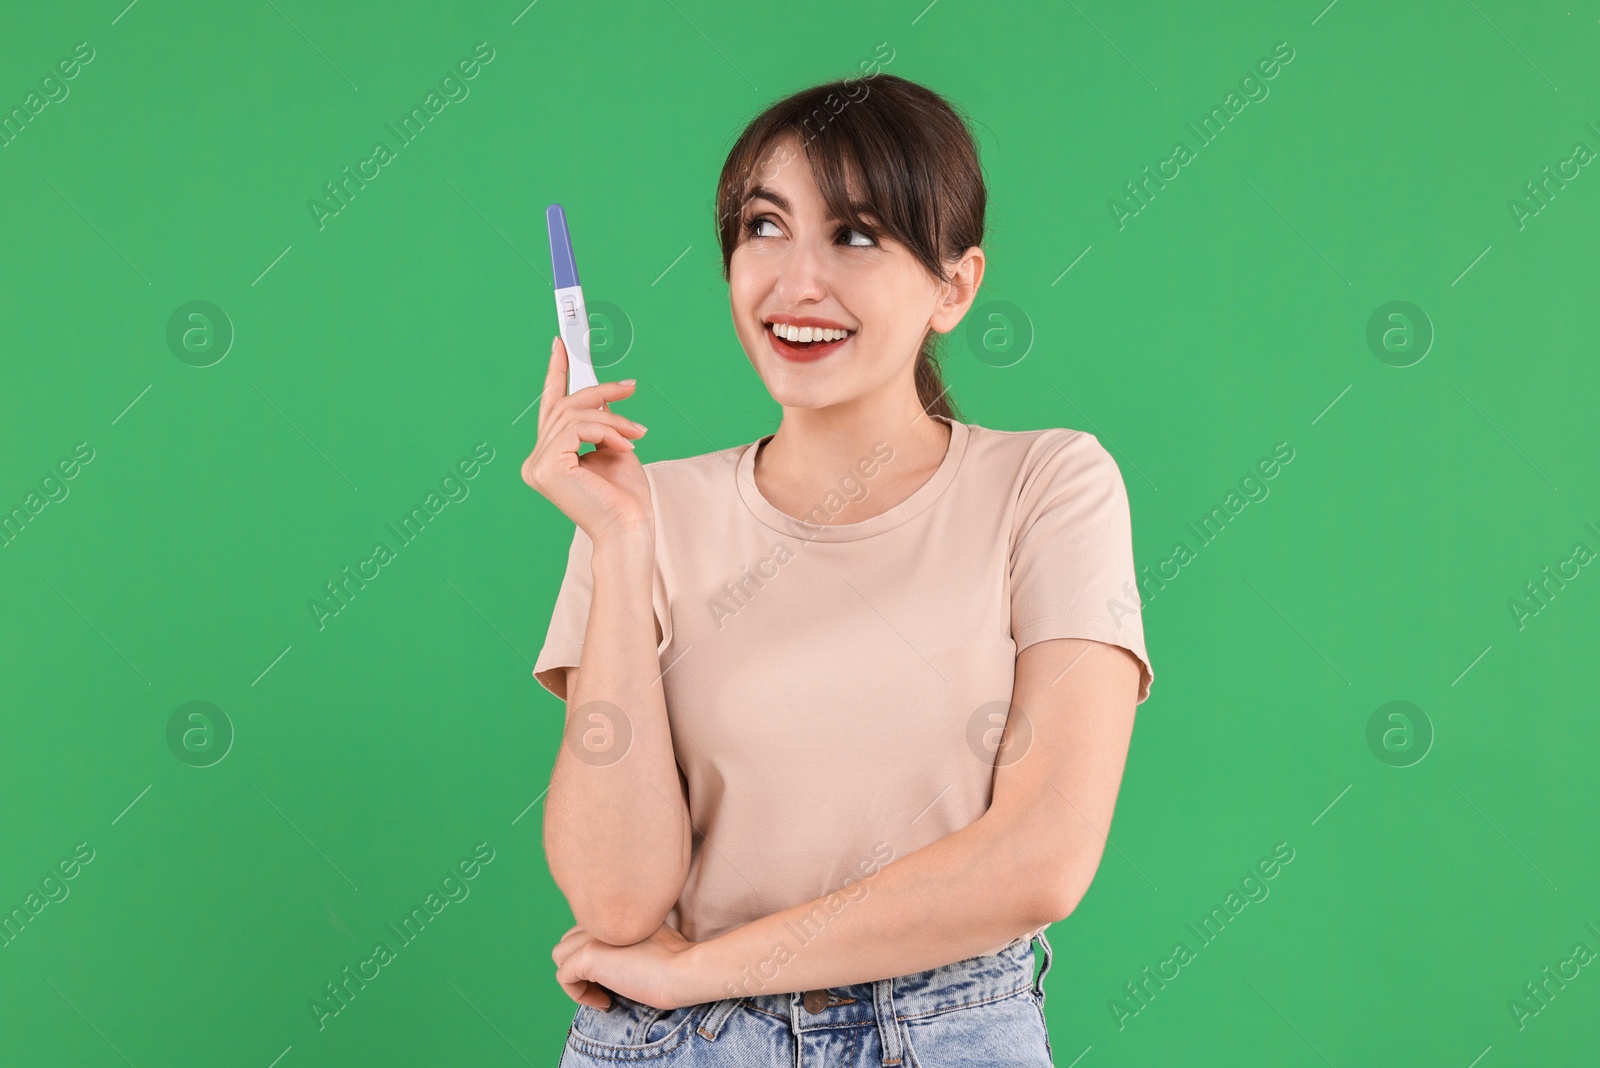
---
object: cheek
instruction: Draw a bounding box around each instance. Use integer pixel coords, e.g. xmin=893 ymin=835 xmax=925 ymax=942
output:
xmin=728 ymin=260 xmax=773 ymax=312
xmin=727 ymin=261 xmax=752 ymax=301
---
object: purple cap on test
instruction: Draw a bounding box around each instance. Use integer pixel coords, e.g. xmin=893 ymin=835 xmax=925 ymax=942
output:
xmin=546 ymin=204 xmax=581 ymax=289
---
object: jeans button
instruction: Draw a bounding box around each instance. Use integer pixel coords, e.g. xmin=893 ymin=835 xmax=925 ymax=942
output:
xmin=803 ymin=989 xmax=829 ymax=1014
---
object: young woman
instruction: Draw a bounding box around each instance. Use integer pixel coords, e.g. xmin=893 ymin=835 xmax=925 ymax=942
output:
xmin=523 ymin=72 xmax=1153 ymax=1067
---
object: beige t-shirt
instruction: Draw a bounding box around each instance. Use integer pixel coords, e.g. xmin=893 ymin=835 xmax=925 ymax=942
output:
xmin=533 ymin=416 xmax=1153 ymax=957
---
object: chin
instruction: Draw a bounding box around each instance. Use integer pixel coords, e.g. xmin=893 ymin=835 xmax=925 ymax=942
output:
xmin=758 ymin=373 xmax=839 ymax=409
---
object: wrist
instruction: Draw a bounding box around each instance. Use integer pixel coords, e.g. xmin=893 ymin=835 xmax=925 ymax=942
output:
xmin=590 ymin=528 xmax=655 ymax=577
xmin=673 ymin=938 xmax=725 ymax=1009
xmin=591 ymin=522 xmax=654 ymax=557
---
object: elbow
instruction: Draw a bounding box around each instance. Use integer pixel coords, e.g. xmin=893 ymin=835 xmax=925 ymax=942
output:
xmin=570 ymin=896 xmax=675 ymax=946
xmin=1029 ymin=882 xmax=1082 ymax=927
xmin=1028 ymin=860 xmax=1098 ymax=926
xmin=558 ymin=865 xmax=685 ymax=945
xmin=545 ymin=819 xmax=691 ymax=947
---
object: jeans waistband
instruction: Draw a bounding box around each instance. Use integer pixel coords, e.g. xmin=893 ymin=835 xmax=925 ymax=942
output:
xmin=693 ymin=930 xmax=1054 ymax=1059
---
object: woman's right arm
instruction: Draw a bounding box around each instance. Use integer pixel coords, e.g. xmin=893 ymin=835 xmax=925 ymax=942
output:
xmin=523 ymin=337 xmax=691 ymax=947
xmin=550 ymin=529 xmax=691 ymax=946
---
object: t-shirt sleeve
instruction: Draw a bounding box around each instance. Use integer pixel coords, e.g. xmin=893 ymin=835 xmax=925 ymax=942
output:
xmin=532 ymin=524 xmax=596 ymax=704
xmin=1009 ymin=429 xmax=1154 ymax=704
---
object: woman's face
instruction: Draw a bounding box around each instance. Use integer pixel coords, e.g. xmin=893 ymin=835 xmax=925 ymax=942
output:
xmin=728 ymin=130 xmax=982 ymax=412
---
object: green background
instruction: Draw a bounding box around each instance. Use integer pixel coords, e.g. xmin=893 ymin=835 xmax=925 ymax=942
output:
xmin=3 ymin=0 xmax=1597 ymax=1064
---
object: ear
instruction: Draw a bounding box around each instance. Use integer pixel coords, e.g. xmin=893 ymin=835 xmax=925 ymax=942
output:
xmin=928 ymin=246 xmax=986 ymax=334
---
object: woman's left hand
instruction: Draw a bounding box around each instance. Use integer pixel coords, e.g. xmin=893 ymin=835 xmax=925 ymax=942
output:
xmin=552 ymin=921 xmax=702 ymax=1011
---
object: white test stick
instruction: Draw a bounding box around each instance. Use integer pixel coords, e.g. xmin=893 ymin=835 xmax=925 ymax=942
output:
xmin=546 ymin=204 xmax=600 ymax=397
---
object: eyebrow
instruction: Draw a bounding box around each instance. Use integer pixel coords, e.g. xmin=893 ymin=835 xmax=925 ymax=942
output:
xmin=743 ymin=185 xmax=877 ymax=224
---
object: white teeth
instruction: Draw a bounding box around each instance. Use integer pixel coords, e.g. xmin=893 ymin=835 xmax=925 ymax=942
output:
xmin=770 ymin=323 xmax=851 ymax=343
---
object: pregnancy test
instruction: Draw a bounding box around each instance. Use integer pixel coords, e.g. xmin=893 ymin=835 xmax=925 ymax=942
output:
xmin=546 ymin=204 xmax=600 ymax=396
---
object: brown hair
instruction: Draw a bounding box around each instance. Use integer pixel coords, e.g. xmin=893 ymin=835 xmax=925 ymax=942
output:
xmin=714 ymin=73 xmax=987 ymax=423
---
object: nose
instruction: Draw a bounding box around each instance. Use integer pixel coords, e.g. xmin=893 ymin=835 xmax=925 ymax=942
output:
xmin=773 ymin=233 xmax=829 ymax=307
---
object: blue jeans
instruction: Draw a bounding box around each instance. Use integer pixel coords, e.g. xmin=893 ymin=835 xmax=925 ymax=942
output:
xmin=558 ymin=931 xmax=1056 ymax=1066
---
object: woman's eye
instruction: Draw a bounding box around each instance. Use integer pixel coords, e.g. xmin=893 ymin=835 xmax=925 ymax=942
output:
xmin=741 ymin=215 xmax=876 ymax=247
xmin=745 ymin=216 xmax=781 ymax=238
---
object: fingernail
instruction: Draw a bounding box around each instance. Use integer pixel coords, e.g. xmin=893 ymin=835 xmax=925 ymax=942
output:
xmin=630 ymin=420 xmax=648 ymax=432
xmin=619 ymin=378 xmax=636 ymax=386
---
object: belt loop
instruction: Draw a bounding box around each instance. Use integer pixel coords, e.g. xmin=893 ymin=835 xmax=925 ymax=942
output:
xmin=1031 ymin=930 xmax=1054 ymax=1003
xmin=872 ymin=978 xmax=903 ymax=1065
xmin=695 ymin=996 xmax=742 ymax=1042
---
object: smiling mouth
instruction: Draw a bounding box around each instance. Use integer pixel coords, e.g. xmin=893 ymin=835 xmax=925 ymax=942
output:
xmin=765 ymin=322 xmax=855 ymax=361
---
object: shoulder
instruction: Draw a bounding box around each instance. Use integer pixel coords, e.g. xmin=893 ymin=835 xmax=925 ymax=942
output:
xmin=961 ymin=422 xmax=1120 ymax=484
xmin=636 ymin=441 xmax=747 ymax=497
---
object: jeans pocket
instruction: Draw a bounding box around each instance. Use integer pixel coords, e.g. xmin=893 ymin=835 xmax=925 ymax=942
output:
xmin=565 ymin=994 xmax=703 ymax=1061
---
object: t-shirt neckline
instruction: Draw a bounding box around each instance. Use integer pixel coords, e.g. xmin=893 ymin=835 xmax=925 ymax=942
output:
xmin=734 ymin=416 xmax=970 ymax=542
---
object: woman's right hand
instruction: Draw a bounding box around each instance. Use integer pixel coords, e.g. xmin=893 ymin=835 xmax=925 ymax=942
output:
xmin=522 ymin=336 xmax=653 ymax=547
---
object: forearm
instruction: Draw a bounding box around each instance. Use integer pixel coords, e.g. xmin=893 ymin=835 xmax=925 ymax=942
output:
xmin=544 ymin=532 xmax=691 ymax=944
xmin=681 ymin=810 xmax=1060 ymax=1004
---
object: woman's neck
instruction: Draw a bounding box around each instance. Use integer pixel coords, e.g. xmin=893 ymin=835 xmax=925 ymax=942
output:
xmin=754 ymin=406 xmax=953 ymax=526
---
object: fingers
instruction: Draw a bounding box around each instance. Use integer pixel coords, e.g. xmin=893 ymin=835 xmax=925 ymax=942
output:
xmin=566 ymin=376 xmax=637 ymax=412
xmin=579 ymin=981 xmax=613 ymax=1011
xmin=550 ymin=335 xmax=636 ymax=404
xmin=532 ymin=396 xmax=645 ymax=472
xmin=528 ymin=339 xmax=643 ymax=486
xmin=552 ymin=925 xmax=586 ymax=959
xmin=554 ymin=952 xmax=579 ymax=988
xmin=541 ymin=338 xmax=634 ymax=426
xmin=551 ymin=931 xmax=612 ymax=1011
xmin=540 ymin=336 xmax=569 ymax=434
xmin=552 ymin=923 xmax=598 ymax=966
xmin=539 ymin=339 xmax=636 ymax=438
xmin=557 ymin=976 xmax=610 ymax=1011
xmin=571 ymin=418 xmax=637 ymax=453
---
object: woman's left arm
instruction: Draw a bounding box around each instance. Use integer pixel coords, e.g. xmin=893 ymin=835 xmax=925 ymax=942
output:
xmin=553 ymin=635 xmax=1144 ymax=1010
